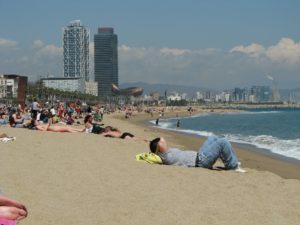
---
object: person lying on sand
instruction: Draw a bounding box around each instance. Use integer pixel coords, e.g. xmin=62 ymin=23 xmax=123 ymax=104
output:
xmin=149 ymin=135 xmax=246 ymax=172
xmin=83 ymin=115 xmax=146 ymax=141
xmin=101 ymin=126 xmax=136 ymax=140
xmin=34 ymin=119 xmax=83 ymax=133
xmin=0 ymin=195 xmax=28 ymax=221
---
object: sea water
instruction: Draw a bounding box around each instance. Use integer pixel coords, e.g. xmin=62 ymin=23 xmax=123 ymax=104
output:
xmin=151 ymin=108 xmax=300 ymax=161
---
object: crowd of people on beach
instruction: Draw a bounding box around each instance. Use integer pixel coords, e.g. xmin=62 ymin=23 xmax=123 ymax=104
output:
xmin=0 ymin=100 xmax=246 ymax=223
xmin=0 ymin=100 xmax=165 ymax=141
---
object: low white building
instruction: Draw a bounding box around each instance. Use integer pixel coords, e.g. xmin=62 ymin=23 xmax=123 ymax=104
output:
xmin=167 ymin=92 xmax=182 ymax=101
xmin=42 ymin=77 xmax=98 ymax=96
xmin=249 ymin=94 xmax=256 ymax=103
xmin=215 ymin=92 xmax=231 ymax=102
xmin=42 ymin=77 xmax=85 ymax=93
xmin=196 ymin=91 xmax=204 ymax=100
xmin=0 ymin=75 xmax=6 ymax=98
xmin=0 ymin=74 xmax=17 ymax=98
xmin=85 ymin=81 xmax=98 ymax=96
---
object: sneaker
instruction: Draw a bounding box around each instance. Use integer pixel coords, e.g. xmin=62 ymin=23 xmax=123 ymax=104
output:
xmin=235 ymin=166 xmax=246 ymax=173
xmin=234 ymin=162 xmax=246 ymax=173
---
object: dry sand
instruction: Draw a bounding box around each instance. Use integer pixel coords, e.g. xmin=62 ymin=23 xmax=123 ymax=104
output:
xmin=0 ymin=112 xmax=299 ymax=225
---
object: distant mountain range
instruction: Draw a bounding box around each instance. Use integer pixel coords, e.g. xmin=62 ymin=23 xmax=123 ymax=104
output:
xmin=120 ymin=82 xmax=300 ymax=100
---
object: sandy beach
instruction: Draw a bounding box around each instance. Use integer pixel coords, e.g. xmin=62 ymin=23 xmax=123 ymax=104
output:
xmin=0 ymin=112 xmax=300 ymax=225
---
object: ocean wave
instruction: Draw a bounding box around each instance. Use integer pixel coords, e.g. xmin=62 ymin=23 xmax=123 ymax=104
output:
xmin=225 ymin=134 xmax=300 ymax=160
xmin=162 ymin=111 xmax=282 ymax=123
xmin=149 ymin=119 xmax=172 ymax=128
xmin=153 ymin=120 xmax=300 ymax=160
xmin=241 ymin=110 xmax=281 ymax=114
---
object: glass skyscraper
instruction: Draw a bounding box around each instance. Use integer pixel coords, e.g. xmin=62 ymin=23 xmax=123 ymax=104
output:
xmin=94 ymin=27 xmax=118 ymax=97
xmin=63 ymin=20 xmax=89 ymax=81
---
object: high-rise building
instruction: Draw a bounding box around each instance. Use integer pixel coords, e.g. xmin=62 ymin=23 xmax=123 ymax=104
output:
xmin=250 ymin=85 xmax=271 ymax=102
xmin=63 ymin=20 xmax=89 ymax=81
xmin=94 ymin=27 xmax=118 ymax=97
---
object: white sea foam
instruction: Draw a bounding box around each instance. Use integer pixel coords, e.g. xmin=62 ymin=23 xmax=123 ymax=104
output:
xmin=225 ymin=134 xmax=300 ymax=160
xmin=218 ymin=110 xmax=281 ymax=116
xmin=154 ymin=120 xmax=300 ymax=160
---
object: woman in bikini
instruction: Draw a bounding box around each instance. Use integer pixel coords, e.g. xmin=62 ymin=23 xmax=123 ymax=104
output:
xmin=34 ymin=119 xmax=83 ymax=133
xmin=101 ymin=126 xmax=135 ymax=140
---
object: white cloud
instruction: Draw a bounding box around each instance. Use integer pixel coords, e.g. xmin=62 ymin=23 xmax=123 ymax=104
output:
xmin=266 ymin=38 xmax=300 ymax=63
xmin=1 ymin=37 xmax=300 ymax=89
xmin=35 ymin=44 xmax=62 ymax=57
xmin=0 ymin=38 xmax=17 ymax=47
xmin=160 ymin=48 xmax=191 ymax=56
xmin=119 ymin=45 xmax=148 ymax=60
xmin=230 ymin=38 xmax=300 ymax=64
xmin=32 ymin=40 xmax=44 ymax=49
xmin=230 ymin=43 xmax=265 ymax=58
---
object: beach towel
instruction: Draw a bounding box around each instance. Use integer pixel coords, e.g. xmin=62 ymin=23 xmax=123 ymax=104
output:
xmin=135 ymin=152 xmax=162 ymax=164
xmin=0 ymin=218 xmax=17 ymax=225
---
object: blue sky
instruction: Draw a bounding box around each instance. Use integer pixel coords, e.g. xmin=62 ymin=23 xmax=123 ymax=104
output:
xmin=1 ymin=0 xmax=300 ymax=89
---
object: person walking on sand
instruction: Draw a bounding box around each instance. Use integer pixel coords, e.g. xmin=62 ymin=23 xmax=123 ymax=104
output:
xmin=149 ymin=135 xmax=245 ymax=172
xmin=31 ymin=98 xmax=40 ymax=120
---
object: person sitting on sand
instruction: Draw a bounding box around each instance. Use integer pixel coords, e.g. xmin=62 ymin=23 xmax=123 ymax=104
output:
xmin=0 ymin=113 xmax=8 ymax=126
xmin=8 ymin=108 xmax=25 ymax=128
xmin=0 ymin=195 xmax=28 ymax=221
xmin=149 ymin=135 xmax=245 ymax=172
xmin=83 ymin=115 xmax=104 ymax=134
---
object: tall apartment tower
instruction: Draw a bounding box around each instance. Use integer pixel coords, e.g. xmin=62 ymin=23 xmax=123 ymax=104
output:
xmin=94 ymin=27 xmax=118 ymax=97
xmin=63 ymin=20 xmax=89 ymax=81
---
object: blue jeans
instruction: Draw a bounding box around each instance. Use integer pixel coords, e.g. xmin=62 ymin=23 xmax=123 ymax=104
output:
xmin=196 ymin=135 xmax=238 ymax=169
xmin=0 ymin=119 xmax=8 ymax=125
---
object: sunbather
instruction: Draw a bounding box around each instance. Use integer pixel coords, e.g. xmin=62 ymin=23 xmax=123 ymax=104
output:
xmin=101 ymin=126 xmax=135 ymax=139
xmin=0 ymin=195 xmax=27 ymax=221
xmin=149 ymin=135 xmax=245 ymax=172
xmin=34 ymin=120 xmax=83 ymax=133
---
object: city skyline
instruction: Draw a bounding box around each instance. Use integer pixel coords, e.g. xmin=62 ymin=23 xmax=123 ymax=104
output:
xmin=0 ymin=0 xmax=300 ymax=89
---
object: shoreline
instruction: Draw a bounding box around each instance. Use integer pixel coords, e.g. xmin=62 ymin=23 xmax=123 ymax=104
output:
xmin=127 ymin=111 xmax=300 ymax=180
xmin=150 ymin=119 xmax=300 ymax=165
